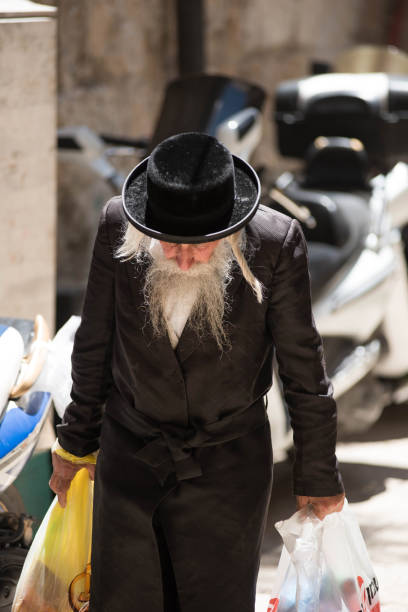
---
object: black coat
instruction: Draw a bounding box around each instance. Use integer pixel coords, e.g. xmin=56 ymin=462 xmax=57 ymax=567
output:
xmin=57 ymin=196 xmax=343 ymax=498
xmin=57 ymin=196 xmax=344 ymax=611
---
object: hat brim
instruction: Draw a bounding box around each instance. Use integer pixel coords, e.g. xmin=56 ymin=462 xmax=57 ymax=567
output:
xmin=122 ymin=154 xmax=260 ymax=244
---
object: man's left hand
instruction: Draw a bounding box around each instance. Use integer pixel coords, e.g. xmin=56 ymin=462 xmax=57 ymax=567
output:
xmin=296 ymin=492 xmax=345 ymax=520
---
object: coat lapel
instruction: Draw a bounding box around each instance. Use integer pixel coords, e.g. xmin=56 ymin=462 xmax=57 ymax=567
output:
xmin=175 ymin=264 xmax=245 ymax=363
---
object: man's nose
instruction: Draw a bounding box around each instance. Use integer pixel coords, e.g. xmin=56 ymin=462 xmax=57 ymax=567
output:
xmin=177 ymin=245 xmax=194 ymax=270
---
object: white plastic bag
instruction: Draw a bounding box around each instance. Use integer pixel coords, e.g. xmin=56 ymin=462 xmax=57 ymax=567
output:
xmin=267 ymin=499 xmax=380 ymax=612
xmin=31 ymin=316 xmax=81 ymax=417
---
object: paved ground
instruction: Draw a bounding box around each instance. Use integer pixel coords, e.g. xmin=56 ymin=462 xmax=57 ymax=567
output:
xmin=255 ymin=403 xmax=408 ymax=611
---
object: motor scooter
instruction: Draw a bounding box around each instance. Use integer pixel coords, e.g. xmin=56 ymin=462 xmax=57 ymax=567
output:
xmin=266 ymin=72 xmax=408 ymax=457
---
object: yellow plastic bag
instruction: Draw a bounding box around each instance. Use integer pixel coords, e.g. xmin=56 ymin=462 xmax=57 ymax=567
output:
xmin=12 ymin=466 xmax=94 ymax=612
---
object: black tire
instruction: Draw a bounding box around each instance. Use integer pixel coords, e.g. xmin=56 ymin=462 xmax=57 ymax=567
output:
xmin=0 ymin=548 xmax=28 ymax=611
xmin=0 ymin=488 xmax=29 ymax=610
xmin=0 ymin=487 xmax=26 ymax=515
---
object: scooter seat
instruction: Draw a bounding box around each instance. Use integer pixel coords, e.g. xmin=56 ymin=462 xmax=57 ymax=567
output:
xmin=307 ymin=242 xmax=348 ymax=295
xmin=277 ymin=181 xmax=370 ymax=297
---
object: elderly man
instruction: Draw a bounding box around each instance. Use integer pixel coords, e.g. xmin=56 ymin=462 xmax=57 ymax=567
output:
xmin=50 ymin=132 xmax=345 ymax=612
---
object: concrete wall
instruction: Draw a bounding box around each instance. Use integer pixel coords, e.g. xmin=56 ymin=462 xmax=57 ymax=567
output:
xmin=52 ymin=0 xmax=392 ymax=310
xmin=0 ymin=2 xmax=57 ymax=331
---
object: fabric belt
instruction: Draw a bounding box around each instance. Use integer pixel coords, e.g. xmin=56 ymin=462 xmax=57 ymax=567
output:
xmin=106 ymin=397 xmax=267 ymax=486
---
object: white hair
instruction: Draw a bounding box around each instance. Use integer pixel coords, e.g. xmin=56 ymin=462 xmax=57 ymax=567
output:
xmin=225 ymin=232 xmax=263 ymax=304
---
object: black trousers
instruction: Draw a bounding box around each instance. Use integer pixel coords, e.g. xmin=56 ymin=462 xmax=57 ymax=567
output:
xmin=89 ymin=412 xmax=273 ymax=612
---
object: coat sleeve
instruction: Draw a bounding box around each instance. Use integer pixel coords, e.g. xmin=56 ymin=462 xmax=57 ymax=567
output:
xmin=56 ymin=200 xmax=115 ymax=457
xmin=267 ymin=217 xmax=344 ymax=497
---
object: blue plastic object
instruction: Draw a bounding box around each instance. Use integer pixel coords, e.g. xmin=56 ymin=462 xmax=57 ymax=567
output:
xmin=0 ymin=391 xmax=51 ymax=458
xmin=0 ymin=324 xmax=8 ymax=337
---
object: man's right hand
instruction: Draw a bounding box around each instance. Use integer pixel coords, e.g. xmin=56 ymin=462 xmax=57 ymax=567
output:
xmin=49 ymin=451 xmax=95 ymax=508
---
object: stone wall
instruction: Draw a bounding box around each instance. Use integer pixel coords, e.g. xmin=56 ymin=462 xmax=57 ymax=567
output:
xmin=52 ymin=0 xmax=393 ymax=315
xmin=0 ymin=2 xmax=57 ymax=330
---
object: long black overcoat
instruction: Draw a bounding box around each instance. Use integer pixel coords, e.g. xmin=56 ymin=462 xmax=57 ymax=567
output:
xmin=57 ymin=196 xmax=344 ymax=612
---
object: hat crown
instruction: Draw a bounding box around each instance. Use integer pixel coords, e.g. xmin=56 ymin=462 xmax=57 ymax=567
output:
xmin=147 ymin=132 xmax=234 ymax=195
xmin=146 ymin=133 xmax=236 ymax=234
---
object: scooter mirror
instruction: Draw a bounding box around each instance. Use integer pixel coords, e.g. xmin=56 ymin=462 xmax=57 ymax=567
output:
xmin=215 ymin=107 xmax=262 ymax=162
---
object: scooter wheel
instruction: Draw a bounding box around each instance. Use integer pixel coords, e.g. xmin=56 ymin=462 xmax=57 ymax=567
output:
xmin=0 ymin=548 xmax=27 ymax=611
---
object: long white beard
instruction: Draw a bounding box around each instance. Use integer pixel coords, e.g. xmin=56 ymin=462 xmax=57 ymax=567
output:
xmin=115 ymin=223 xmax=262 ymax=349
xmin=144 ymin=240 xmax=234 ymax=350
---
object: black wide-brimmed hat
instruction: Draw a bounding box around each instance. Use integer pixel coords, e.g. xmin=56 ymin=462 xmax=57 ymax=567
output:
xmin=122 ymin=132 xmax=260 ymax=244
